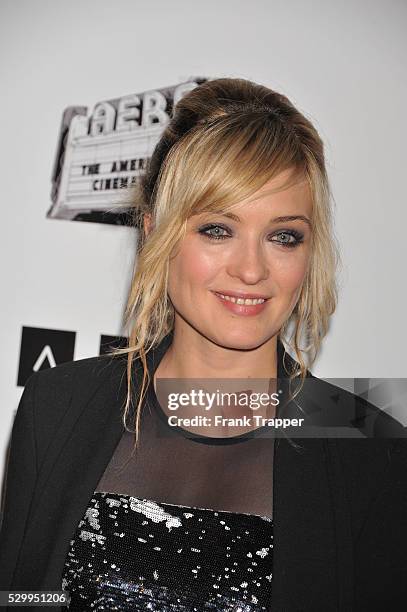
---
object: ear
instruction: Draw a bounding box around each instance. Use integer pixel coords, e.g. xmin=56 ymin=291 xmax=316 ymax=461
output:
xmin=143 ymin=213 xmax=154 ymax=236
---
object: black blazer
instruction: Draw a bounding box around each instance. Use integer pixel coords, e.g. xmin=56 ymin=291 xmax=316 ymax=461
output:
xmin=1 ymin=333 xmax=406 ymax=611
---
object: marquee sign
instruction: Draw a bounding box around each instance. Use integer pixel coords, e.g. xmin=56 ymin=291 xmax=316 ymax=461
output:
xmin=48 ymin=77 xmax=208 ymax=224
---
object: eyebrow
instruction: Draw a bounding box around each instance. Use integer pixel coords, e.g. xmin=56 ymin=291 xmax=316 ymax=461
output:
xmin=218 ymin=212 xmax=312 ymax=230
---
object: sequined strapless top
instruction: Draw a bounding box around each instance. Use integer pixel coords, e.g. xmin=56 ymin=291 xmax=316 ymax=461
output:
xmin=61 ymin=490 xmax=274 ymax=611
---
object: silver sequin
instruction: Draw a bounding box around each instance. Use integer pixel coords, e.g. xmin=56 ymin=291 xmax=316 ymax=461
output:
xmin=62 ymin=491 xmax=273 ymax=611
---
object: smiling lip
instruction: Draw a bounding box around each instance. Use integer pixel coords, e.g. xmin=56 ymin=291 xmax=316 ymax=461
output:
xmin=212 ymin=290 xmax=270 ymax=299
xmin=212 ymin=291 xmax=269 ymax=316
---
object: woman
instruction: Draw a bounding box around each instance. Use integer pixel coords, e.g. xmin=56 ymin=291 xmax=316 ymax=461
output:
xmin=0 ymin=78 xmax=406 ymax=612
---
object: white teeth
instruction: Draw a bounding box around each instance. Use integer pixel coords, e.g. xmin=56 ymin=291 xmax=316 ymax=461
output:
xmin=217 ymin=293 xmax=266 ymax=305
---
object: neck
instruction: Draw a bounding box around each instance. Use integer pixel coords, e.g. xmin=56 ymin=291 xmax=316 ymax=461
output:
xmin=152 ymin=325 xmax=280 ymax=430
xmin=154 ymin=325 xmax=279 ymax=382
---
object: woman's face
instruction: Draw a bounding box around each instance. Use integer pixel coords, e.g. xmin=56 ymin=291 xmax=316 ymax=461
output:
xmin=166 ymin=168 xmax=313 ymax=350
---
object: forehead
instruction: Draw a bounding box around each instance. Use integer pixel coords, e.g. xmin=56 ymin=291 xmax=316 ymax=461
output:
xmin=193 ymin=168 xmax=313 ymax=224
xmin=238 ymin=170 xmax=312 ymax=214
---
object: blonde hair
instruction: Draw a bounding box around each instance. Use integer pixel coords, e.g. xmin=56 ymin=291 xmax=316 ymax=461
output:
xmin=108 ymin=77 xmax=341 ymax=450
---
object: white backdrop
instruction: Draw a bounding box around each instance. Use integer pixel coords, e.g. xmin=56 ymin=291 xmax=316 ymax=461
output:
xmin=1 ymin=0 xmax=406 ymax=479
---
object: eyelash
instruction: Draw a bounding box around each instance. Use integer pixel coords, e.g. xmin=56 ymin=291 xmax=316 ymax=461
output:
xmin=197 ymin=224 xmax=305 ymax=248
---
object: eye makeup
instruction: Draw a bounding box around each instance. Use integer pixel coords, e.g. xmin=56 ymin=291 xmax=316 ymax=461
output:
xmin=197 ymin=223 xmax=305 ymax=249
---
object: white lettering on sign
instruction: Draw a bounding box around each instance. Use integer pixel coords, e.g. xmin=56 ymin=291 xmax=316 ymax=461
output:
xmin=116 ymin=94 xmax=141 ymax=132
xmin=90 ymin=102 xmax=116 ymax=136
xmin=49 ymin=79 xmax=207 ymax=221
xmin=90 ymin=89 xmax=171 ymax=136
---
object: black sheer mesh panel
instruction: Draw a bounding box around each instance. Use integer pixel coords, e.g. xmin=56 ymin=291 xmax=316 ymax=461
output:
xmin=93 ymin=335 xmax=294 ymax=521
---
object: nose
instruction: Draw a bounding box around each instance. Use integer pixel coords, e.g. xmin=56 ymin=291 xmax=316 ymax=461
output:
xmin=226 ymin=239 xmax=270 ymax=285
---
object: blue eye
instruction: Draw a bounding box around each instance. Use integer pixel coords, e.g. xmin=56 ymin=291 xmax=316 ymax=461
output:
xmin=198 ymin=224 xmax=304 ymax=248
xmin=272 ymin=230 xmax=304 ymax=247
xmin=198 ymin=224 xmax=230 ymax=240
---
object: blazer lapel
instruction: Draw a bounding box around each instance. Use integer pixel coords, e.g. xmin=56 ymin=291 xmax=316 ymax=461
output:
xmin=14 ymin=356 xmax=127 ymax=590
xmin=15 ymin=334 xmax=174 ymax=591
xmin=272 ymin=340 xmax=353 ymax=610
xmin=272 ymin=436 xmax=339 ymax=609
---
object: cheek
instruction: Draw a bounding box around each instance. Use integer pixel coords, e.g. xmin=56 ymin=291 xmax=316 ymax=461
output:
xmin=271 ymin=254 xmax=310 ymax=319
xmin=168 ymin=242 xmax=219 ymax=291
xmin=272 ymin=253 xmax=310 ymax=291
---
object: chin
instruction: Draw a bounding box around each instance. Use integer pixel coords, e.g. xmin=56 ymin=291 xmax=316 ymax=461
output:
xmin=210 ymin=329 xmax=270 ymax=352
